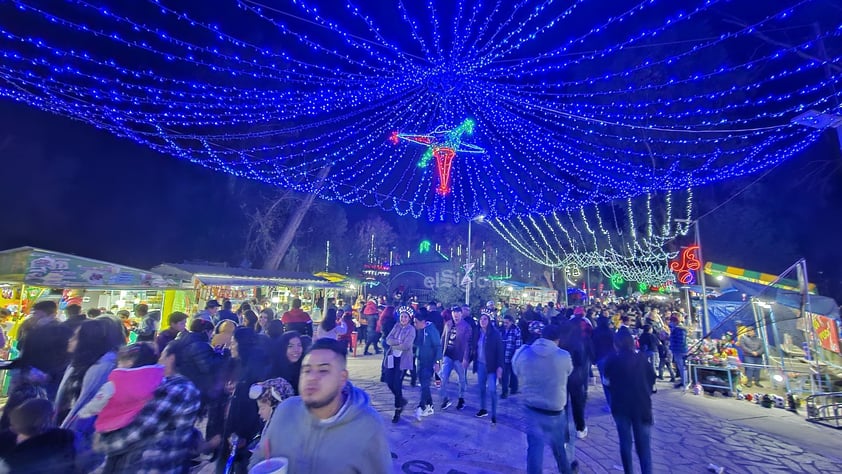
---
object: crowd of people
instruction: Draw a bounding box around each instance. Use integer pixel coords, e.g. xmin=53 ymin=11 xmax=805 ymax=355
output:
xmin=0 ymin=294 xmax=695 ymax=474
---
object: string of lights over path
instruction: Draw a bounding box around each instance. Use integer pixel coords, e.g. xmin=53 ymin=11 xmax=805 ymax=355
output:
xmin=0 ymin=0 xmax=839 ymax=221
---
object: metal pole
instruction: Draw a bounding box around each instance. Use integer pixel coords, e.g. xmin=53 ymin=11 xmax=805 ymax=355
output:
xmin=695 ymin=221 xmax=710 ymax=335
xmin=684 ymin=287 xmax=693 ymax=335
xmin=798 ymin=260 xmax=825 ymax=391
xmin=767 ymin=307 xmax=791 ymax=393
xmin=465 ymin=219 xmax=472 ymax=305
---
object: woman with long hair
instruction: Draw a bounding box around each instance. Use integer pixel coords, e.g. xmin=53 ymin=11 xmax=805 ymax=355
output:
xmin=472 ymin=313 xmax=504 ymax=424
xmin=256 ymin=309 xmax=274 ymax=335
xmin=385 ymin=307 xmax=416 ymax=423
xmin=242 ymin=310 xmax=259 ymax=331
xmin=217 ymin=327 xmax=271 ymax=474
xmin=314 ymin=308 xmax=347 ymax=341
xmin=54 ymin=318 xmax=118 ymax=471
xmin=268 ymin=330 xmax=304 ymax=395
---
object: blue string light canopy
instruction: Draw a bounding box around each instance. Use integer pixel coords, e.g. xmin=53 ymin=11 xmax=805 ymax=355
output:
xmin=0 ymin=0 xmax=838 ymax=221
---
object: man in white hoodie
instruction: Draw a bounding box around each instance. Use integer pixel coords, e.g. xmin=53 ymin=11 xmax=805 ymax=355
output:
xmin=249 ymin=338 xmax=392 ymax=473
xmin=513 ymin=324 xmax=574 ymax=474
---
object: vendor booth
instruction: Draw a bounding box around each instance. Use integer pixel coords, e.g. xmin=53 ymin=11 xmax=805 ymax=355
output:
xmin=0 ymin=246 xmax=174 ymax=318
xmin=687 ymin=261 xmax=841 ymax=402
xmin=151 ymin=263 xmax=336 ymax=320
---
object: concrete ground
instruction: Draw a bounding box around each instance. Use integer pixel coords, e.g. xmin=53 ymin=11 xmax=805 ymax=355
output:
xmin=343 ymin=354 xmax=842 ymax=474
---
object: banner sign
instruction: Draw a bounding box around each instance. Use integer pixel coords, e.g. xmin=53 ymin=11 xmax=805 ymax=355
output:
xmin=813 ymin=314 xmax=841 ymax=354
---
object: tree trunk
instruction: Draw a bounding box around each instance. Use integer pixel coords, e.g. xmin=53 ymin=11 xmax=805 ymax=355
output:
xmin=263 ymin=166 xmax=331 ymax=270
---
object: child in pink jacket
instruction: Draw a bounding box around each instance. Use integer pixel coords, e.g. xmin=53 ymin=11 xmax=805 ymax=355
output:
xmin=78 ymin=343 xmax=164 ymax=432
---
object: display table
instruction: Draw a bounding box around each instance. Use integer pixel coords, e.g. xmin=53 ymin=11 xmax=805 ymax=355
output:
xmin=689 ymin=364 xmax=741 ymax=396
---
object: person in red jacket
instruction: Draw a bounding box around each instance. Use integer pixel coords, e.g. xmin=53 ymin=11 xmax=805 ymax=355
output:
xmin=281 ymin=299 xmax=312 ymax=337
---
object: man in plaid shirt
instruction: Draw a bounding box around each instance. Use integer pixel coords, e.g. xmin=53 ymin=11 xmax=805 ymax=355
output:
xmin=500 ymin=315 xmax=523 ymax=399
xmin=95 ymin=339 xmax=202 ymax=473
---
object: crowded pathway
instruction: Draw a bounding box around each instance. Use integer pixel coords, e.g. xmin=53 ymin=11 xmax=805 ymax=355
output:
xmin=345 ymin=355 xmax=842 ymax=474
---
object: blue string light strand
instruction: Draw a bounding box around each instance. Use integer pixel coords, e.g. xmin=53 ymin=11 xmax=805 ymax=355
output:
xmin=0 ymin=0 xmax=838 ymax=221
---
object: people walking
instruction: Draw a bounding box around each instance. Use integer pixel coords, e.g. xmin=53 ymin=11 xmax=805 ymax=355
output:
xmin=604 ymin=330 xmax=656 ymax=474
xmin=385 ymin=306 xmax=416 ymax=423
xmin=500 ymin=315 xmax=522 ymax=399
xmin=412 ymin=311 xmax=442 ymax=421
xmin=440 ymin=305 xmax=472 ymax=411
xmin=669 ymin=315 xmax=688 ymax=388
xmin=472 ymin=313 xmax=504 ymax=424
xmin=513 ymin=324 xmax=574 ymax=474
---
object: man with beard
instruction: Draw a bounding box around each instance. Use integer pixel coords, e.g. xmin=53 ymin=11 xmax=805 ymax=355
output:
xmin=249 ymin=339 xmax=391 ymax=473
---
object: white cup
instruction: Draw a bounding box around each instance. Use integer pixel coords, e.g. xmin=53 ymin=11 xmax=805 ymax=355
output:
xmin=249 ymin=457 xmax=288 ymax=474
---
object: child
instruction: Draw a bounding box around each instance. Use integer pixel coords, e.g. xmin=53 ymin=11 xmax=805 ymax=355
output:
xmin=249 ymin=377 xmax=295 ymax=424
xmin=0 ymin=398 xmax=76 ymax=473
xmin=77 ymin=343 xmax=163 ymax=433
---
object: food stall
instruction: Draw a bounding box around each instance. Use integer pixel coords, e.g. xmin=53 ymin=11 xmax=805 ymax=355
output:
xmin=499 ymin=280 xmax=558 ymax=308
xmin=151 ymin=263 xmax=335 ymax=319
xmin=0 ymin=246 xmax=176 ymax=395
xmin=0 ymin=246 xmax=175 ymax=318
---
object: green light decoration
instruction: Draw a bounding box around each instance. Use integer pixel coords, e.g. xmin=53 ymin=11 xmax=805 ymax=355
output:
xmin=419 ymin=240 xmax=431 ymax=254
xmin=638 ymin=282 xmax=649 ymax=293
xmin=610 ymin=274 xmax=625 ymax=290
xmin=392 ymin=118 xmax=484 ymax=195
xmin=418 ymin=148 xmax=433 ymax=168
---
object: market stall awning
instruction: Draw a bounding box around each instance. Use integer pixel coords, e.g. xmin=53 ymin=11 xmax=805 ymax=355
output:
xmin=704 ymin=262 xmax=817 ymax=293
xmin=313 ymin=272 xmax=350 ymax=283
xmin=0 ymin=247 xmax=176 ymax=289
xmin=153 ymin=263 xmax=334 ymax=288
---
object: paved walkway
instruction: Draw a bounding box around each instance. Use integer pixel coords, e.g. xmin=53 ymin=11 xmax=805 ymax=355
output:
xmin=343 ymin=354 xmax=842 ymax=474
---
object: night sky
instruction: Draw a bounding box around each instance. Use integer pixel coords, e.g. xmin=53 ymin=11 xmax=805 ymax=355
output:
xmin=1 ymin=0 xmax=841 ymax=302
xmin=2 ymin=100 xmax=841 ymax=300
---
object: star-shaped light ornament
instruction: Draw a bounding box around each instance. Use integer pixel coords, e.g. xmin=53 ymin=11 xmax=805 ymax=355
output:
xmin=390 ymin=119 xmax=484 ymax=195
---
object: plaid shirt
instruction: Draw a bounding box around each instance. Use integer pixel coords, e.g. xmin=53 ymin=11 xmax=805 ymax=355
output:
xmin=96 ymin=374 xmax=201 ymax=474
xmin=501 ymin=325 xmax=523 ymax=363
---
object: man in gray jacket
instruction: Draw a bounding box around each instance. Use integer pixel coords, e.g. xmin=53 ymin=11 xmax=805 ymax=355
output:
xmin=513 ymin=324 xmax=574 ymax=474
xmin=249 ymin=339 xmax=392 ymax=473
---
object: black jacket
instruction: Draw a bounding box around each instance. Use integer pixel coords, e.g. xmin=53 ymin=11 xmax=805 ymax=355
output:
xmin=0 ymin=428 xmax=76 ymax=474
xmin=471 ymin=327 xmax=505 ymax=374
xmin=604 ymin=350 xmax=656 ymax=424
xmin=591 ymin=321 xmax=615 ymax=363
xmin=179 ymin=331 xmax=228 ymax=400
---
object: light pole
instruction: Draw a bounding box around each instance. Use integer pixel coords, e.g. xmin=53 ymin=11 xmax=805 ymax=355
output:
xmin=465 ymin=215 xmax=485 ymax=305
xmin=675 ymin=218 xmax=709 ymax=334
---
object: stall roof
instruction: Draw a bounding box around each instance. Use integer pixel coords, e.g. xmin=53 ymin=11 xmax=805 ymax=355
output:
xmin=0 ymin=247 xmax=175 ymax=289
xmin=153 ymin=263 xmax=335 ymax=288
xmin=704 ymin=262 xmax=817 ymax=294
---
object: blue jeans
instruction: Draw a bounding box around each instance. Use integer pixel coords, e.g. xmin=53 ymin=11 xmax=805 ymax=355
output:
xmin=418 ymin=365 xmax=434 ymax=408
xmin=597 ymin=357 xmax=611 ymax=406
xmin=524 ymin=407 xmax=572 ymax=474
xmin=476 ymin=362 xmax=498 ymax=416
xmin=613 ymin=415 xmax=652 ymax=474
xmin=501 ymin=362 xmax=518 ymax=396
xmin=440 ymin=356 xmax=467 ymax=401
xmin=743 ymin=354 xmax=762 ymax=383
xmin=673 ymin=352 xmax=687 ymax=385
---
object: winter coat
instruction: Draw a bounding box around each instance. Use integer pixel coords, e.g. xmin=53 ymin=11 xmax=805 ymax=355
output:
xmin=442 ymin=319 xmax=472 ymax=363
xmin=385 ymin=323 xmax=416 ymax=370
xmin=0 ymin=428 xmax=76 ymax=474
xmin=604 ymin=349 xmax=656 ymax=424
xmin=55 ymin=351 xmax=118 ymax=430
xmin=414 ymin=322 xmax=442 ymax=369
xmin=471 ymin=327 xmax=505 ymax=374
